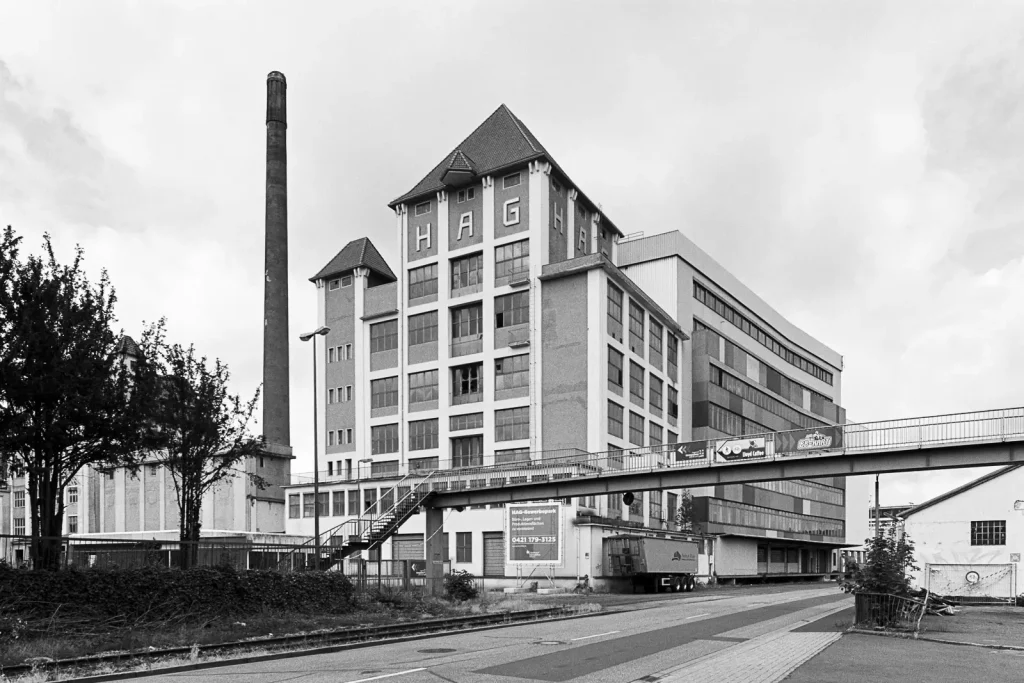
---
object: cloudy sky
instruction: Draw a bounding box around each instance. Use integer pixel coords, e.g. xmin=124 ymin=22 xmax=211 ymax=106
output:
xmin=2 ymin=1 xmax=1022 ymax=542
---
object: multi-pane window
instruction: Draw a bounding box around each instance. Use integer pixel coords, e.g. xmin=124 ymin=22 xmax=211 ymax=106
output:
xmin=409 ymin=456 xmax=440 ymax=472
xmin=495 ymin=354 xmax=529 ymax=391
xmin=628 ymin=300 xmax=645 ymax=354
xmin=371 ymin=423 xmax=399 ymax=454
xmin=668 ymin=386 xmax=679 ymax=420
xmin=608 ymin=491 xmax=622 ymax=514
xmin=503 ymin=172 xmax=521 ymax=189
xmin=14 ymin=518 xmax=25 ymax=535
xmin=370 ymin=320 xmax=398 ymax=353
xmin=452 ymin=435 xmax=483 ymax=468
xmin=408 ymin=311 xmax=438 ymax=346
xmin=409 ymin=419 xmax=439 ymax=451
xmin=667 ymin=492 xmax=678 ymax=523
xmin=668 ymin=430 xmax=678 ymax=444
xmin=649 ymin=320 xmax=663 ymax=368
xmin=68 ymin=487 xmax=79 ymax=504
xmin=495 ymin=291 xmax=529 ymax=328
xmin=452 ymin=363 xmax=483 ymax=404
xmin=456 ymin=187 xmax=476 ymax=203
xmin=706 ymin=403 xmax=769 ymax=436
xmin=629 ymin=362 xmax=645 ymax=405
xmin=495 ymin=447 xmax=530 ymax=464
xmin=317 ymin=492 xmax=329 ymax=517
xmin=649 ymin=491 xmax=663 ymax=521
xmin=348 ymin=490 xmax=360 ymax=515
xmin=608 ymin=401 xmax=624 ymax=437
xmin=629 ymin=491 xmax=644 ymax=517
xmin=667 ymin=334 xmax=679 ymax=382
xmin=303 ymin=493 xmax=315 ymax=518
xmin=370 ymin=376 xmax=398 ymax=410
xmin=408 ymin=370 xmax=439 ymax=405
xmin=451 ymin=303 xmax=483 ymax=341
xmin=608 ymin=347 xmax=624 ymax=390
xmin=333 ymin=491 xmax=345 ymax=516
xmin=371 ymin=461 xmax=400 ymax=478
xmin=650 ymin=376 xmax=663 ymax=412
xmin=495 ymin=406 xmax=530 ymax=441
xmin=650 ymin=423 xmax=663 ymax=446
xmin=409 ymin=263 xmax=438 ymax=302
xmin=629 ymin=412 xmax=644 ymax=446
xmin=289 ymin=495 xmax=300 ymax=518
xmin=495 ymin=240 xmax=529 ymax=280
xmin=456 ymin=531 xmax=473 ymax=562
xmin=14 ymin=491 xmax=24 ymax=508
xmin=451 ymin=253 xmax=483 ymax=292
xmin=607 ymin=283 xmax=624 ymax=341
xmin=971 ymin=521 xmax=1006 ymax=546
xmin=415 ymin=201 xmax=431 ymax=215
xmin=450 ymin=413 xmax=484 ymax=431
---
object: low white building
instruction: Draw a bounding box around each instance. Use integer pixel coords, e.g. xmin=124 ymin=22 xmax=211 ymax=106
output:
xmin=901 ymin=465 xmax=1022 ymax=602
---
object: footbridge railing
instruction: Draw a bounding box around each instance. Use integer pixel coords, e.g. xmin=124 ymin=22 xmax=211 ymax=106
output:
xmin=292 ymin=406 xmax=1024 ymax=494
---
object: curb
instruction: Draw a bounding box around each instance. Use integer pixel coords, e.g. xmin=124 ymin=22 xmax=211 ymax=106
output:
xmin=21 ymin=608 xmax=609 ymax=683
xmin=846 ymin=628 xmax=1024 ymax=652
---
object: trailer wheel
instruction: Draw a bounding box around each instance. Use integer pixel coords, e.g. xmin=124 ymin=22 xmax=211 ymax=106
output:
xmin=671 ymin=576 xmax=683 ymax=592
xmin=687 ymin=577 xmax=696 ymax=592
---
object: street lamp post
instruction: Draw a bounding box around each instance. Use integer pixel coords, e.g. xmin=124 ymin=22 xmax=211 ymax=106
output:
xmin=300 ymin=325 xmax=330 ymax=569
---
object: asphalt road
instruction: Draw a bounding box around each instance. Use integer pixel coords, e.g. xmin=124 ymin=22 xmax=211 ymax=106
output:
xmin=141 ymin=586 xmax=852 ymax=683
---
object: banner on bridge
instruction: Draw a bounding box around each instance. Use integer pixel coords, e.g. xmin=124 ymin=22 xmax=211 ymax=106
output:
xmin=673 ymin=440 xmax=709 ymax=463
xmin=507 ymin=503 xmax=563 ymax=565
xmin=775 ymin=426 xmax=843 ymax=456
xmin=714 ymin=437 xmax=768 ymax=463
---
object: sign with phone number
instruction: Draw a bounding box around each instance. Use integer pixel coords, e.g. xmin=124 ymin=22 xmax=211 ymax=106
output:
xmin=508 ymin=503 xmax=562 ymax=565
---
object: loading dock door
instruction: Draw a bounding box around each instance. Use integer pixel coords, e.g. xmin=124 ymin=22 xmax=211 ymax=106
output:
xmin=483 ymin=532 xmax=505 ymax=577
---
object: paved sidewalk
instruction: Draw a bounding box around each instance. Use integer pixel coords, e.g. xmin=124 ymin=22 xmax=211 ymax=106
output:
xmin=637 ymin=602 xmax=850 ymax=683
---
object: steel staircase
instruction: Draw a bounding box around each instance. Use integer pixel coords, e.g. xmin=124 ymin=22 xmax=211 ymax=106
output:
xmin=306 ymin=472 xmax=437 ymax=570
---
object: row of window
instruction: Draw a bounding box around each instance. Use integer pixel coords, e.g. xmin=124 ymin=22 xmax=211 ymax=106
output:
xmin=327 ymin=344 xmax=353 ymax=363
xmin=706 ymin=402 xmax=771 ymax=437
xmin=327 ymin=386 xmax=354 ymax=404
xmin=369 ymin=355 xmax=529 ymax=409
xmin=327 ymin=274 xmax=353 ymax=291
xmin=371 ymin=291 xmax=530 ymax=356
xmin=697 ymin=321 xmax=837 ymax=421
xmin=607 ymin=347 xmax=680 ymax=419
xmin=709 ymin=366 xmax=827 ymax=430
xmin=694 ymin=282 xmax=834 ymax=386
xmin=607 ymin=283 xmax=680 ymax=382
xmin=413 ymin=173 xmax=522 ymax=218
xmin=370 ymin=407 xmax=530 ymax=455
xmin=708 ymin=499 xmax=846 ymax=537
xmin=606 ymin=402 xmax=679 ymax=448
xmin=408 ymin=239 xmax=531 ymax=303
xmin=327 ymin=428 xmax=353 ymax=446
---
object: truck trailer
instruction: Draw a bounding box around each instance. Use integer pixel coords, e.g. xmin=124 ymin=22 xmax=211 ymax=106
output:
xmin=606 ymin=535 xmax=699 ymax=593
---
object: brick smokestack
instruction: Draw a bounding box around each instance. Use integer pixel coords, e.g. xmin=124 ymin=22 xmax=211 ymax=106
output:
xmin=263 ymin=71 xmax=290 ymax=448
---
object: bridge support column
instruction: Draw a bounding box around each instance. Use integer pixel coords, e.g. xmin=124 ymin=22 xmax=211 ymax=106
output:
xmin=424 ymin=505 xmax=445 ymax=597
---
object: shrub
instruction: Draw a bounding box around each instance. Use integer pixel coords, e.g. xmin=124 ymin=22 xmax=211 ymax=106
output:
xmin=443 ymin=570 xmax=479 ymax=602
xmin=0 ymin=566 xmax=356 ymax=628
xmin=839 ymin=529 xmax=919 ymax=596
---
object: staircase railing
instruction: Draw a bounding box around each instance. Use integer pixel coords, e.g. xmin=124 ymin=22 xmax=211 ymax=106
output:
xmin=348 ymin=471 xmax=437 ymax=547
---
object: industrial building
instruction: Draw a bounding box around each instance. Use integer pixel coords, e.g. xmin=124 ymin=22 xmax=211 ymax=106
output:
xmin=284 ymin=104 xmax=848 ymax=584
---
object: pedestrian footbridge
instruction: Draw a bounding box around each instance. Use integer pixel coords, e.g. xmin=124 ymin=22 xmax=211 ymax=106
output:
xmin=301 ymin=407 xmax=1024 ymax=570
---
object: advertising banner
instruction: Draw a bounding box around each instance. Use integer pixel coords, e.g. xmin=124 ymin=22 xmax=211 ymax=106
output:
xmin=507 ymin=503 xmax=562 ymax=564
xmin=673 ymin=440 xmax=709 ymax=463
xmin=775 ymin=426 xmax=844 ymax=456
xmin=714 ymin=436 xmax=768 ymax=463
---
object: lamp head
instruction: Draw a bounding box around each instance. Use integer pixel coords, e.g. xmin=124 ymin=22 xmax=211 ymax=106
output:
xmin=299 ymin=326 xmax=330 ymax=342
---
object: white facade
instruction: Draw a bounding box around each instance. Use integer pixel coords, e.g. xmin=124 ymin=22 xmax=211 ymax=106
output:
xmin=902 ymin=466 xmax=1023 ymax=599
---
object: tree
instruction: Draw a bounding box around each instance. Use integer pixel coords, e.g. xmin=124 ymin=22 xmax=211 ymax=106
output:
xmin=147 ymin=329 xmax=266 ymax=569
xmin=0 ymin=226 xmax=162 ymax=569
xmin=839 ymin=528 xmax=919 ymax=596
xmin=675 ymin=489 xmax=697 ymax=532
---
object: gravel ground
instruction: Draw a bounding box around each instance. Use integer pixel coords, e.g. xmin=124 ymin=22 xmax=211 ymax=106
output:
xmin=919 ymin=604 xmax=1024 ymax=648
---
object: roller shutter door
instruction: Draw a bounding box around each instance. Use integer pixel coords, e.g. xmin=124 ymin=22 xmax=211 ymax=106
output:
xmin=483 ymin=532 xmax=505 ymax=577
xmin=392 ymin=534 xmax=424 ymax=561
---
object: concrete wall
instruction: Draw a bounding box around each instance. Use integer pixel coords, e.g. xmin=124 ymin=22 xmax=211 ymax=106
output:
xmin=715 ymin=536 xmax=759 ymax=576
xmin=541 ymin=274 xmax=588 ymax=452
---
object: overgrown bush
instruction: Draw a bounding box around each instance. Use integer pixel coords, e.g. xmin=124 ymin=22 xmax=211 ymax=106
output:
xmin=839 ymin=529 xmax=919 ymax=596
xmin=0 ymin=565 xmax=356 ymax=630
xmin=443 ymin=570 xmax=479 ymax=602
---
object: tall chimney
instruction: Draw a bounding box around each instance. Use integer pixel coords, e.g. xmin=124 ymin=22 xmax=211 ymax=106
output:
xmin=263 ymin=71 xmax=290 ymax=449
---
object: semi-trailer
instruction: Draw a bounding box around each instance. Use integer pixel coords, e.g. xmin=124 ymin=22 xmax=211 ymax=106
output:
xmin=606 ymin=534 xmax=700 ymax=593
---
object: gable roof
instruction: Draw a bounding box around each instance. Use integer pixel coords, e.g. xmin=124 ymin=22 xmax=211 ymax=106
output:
xmin=388 ymin=104 xmax=621 ymax=236
xmin=309 ymin=237 xmax=397 ymax=284
xmin=116 ymin=335 xmax=140 ymax=357
xmin=900 ymin=464 xmax=1024 ymax=519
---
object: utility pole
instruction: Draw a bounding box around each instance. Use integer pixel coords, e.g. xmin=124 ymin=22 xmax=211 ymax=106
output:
xmin=874 ymin=474 xmax=881 ymax=539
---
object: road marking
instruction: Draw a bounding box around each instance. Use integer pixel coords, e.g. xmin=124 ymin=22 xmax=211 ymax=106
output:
xmin=571 ymin=630 xmax=621 ymax=641
xmin=686 ymin=613 xmax=710 ymax=619
xmin=347 ymin=668 xmax=426 ymax=683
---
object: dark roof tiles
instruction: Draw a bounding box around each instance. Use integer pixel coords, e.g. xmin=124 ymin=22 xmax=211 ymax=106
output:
xmin=310 ymin=237 xmax=397 ymax=284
